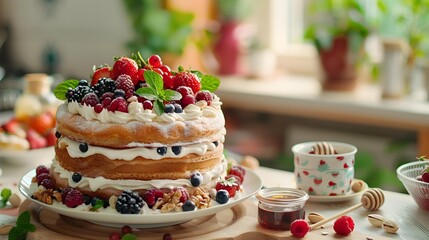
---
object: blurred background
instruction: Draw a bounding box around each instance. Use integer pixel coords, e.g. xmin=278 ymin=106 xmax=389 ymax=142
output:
xmin=1 ymin=0 xmax=429 ymax=191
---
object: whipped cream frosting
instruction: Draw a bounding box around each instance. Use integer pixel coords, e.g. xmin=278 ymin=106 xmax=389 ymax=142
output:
xmin=52 ymin=157 xmax=227 ymax=191
xmin=59 ymin=136 xmax=225 ymax=160
xmin=67 ymin=94 xmax=222 ymax=124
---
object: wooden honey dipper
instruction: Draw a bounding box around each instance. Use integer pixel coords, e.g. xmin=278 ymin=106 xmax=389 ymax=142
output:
xmin=310 ymin=188 xmax=385 ymax=230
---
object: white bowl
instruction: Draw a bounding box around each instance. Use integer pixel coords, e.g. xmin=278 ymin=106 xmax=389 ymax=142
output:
xmin=397 ymin=161 xmax=429 ymax=211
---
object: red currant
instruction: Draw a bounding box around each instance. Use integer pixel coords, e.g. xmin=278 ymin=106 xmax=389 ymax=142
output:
xmin=160 ymin=65 xmax=171 ymax=75
xmin=109 ymin=232 xmax=121 ymax=240
xmin=136 ymin=68 xmax=146 ymax=82
xmin=148 ymin=55 xmax=163 ymax=68
xmin=153 ymin=68 xmax=164 ymax=76
xmin=143 ymin=100 xmax=153 ymax=110
xmin=121 ymin=225 xmax=133 ymax=235
xmin=422 ymin=172 xmax=429 ymax=183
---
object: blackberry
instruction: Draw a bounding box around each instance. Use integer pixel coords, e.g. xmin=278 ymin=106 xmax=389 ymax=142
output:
xmin=115 ymin=190 xmax=144 ymax=214
xmin=78 ymin=79 xmax=89 ymax=86
xmin=92 ymin=78 xmax=116 ymax=97
xmin=68 ymin=85 xmax=93 ymax=103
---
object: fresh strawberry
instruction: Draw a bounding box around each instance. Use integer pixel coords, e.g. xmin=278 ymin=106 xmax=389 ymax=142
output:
xmin=173 ymin=71 xmax=201 ymax=94
xmin=27 ymin=129 xmax=47 ymax=149
xmin=112 ymin=57 xmax=139 ymax=85
xmin=91 ymin=66 xmax=112 ymax=85
xmin=44 ymin=130 xmax=57 ymax=146
xmin=228 ymin=166 xmax=245 ymax=183
xmin=225 ymin=174 xmax=242 ymax=186
xmin=28 ymin=112 xmax=55 ymax=135
xmin=216 ymin=178 xmax=238 ymax=197
xmin=2 ymin=118 xmax=26 ymax=138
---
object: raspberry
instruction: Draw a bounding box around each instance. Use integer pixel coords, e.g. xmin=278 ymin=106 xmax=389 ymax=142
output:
xmin=180 ymin=95 xmax=196 ymax=108
xmin=36 ymin=165 xmax=49 ymax=176
xmin=290 ymin=219 xmax=310 ymax=238
xmin=100 ymin=92 xmax=115 ymax=102
xmin=121 ymin=225 xmax=133 ymax=235
xmin=81 ymin=93 xmax=99 ymax=107
xmin=102 ymin=97 xmax=112 ymax=108
xmin=115 ymin=74 xmax=135 ymax=99
xmin=176 ymin=86 xmax=194 ymax=97
xmin=143 ymin=188 xmax=164 ymax=208
xmin=108 ymin=98 xmax=128 ymax=113
xmin=333 ymin=215 xmax=354 ymax=236
xmin=40 ymin=178 xmax=56 ymax=189
xmin=173 ymin=71 xmax=201 ymax=94
xmin=61 ymin=188 xmax=73 ymax=204
xmin=195 ymin=90 xmax=213 ymax=105
xmin=36 ymin=173 xmax=51 ymax=185
xmin=172 ymin=187 xmax=189 ymax=203
xmin=143 ymin=100 xmax=153 ymax=110
xmin=64 ymin=189 xmax=84 ymax=208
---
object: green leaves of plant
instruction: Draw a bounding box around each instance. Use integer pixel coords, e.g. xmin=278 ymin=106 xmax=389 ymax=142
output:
xmin=8 ymin=211 xmax=35 ymax=240
xmin=135 ymin=70 xmax=181 ymax=115
xmin=53 ymin=79 xmax=79 ymax=100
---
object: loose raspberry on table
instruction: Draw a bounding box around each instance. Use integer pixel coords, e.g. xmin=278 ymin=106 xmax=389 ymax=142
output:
xmin=173 ymin=71 xmax=201 ymax=94
xmin=64 ymin=189 xmax=84 ymax=208
xmin=81 ymin=93 xmax=99 ymax=107
xmin=333 ymin=215 xmax=354 ymax=235
xmin=290 ymin=219 xmax=310 ymax=238
xmin=115 ymin=74 xmax=135 ymax=99
xmin=195 ymin=90 xmax=213 ymax=105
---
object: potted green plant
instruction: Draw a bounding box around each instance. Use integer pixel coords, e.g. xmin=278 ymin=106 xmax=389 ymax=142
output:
xmin=304 ymin=0 xmax=385 ymax=91
xmin=123 ymin=0 xmax=194 ymax=67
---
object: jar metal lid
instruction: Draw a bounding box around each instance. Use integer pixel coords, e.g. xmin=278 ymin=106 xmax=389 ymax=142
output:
xmin=256 ymin=187 xmax=309 ymax=207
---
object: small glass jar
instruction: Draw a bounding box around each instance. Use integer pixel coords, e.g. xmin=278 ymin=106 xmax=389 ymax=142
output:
xmin=256 ymin=187 xmax=309 ymax=230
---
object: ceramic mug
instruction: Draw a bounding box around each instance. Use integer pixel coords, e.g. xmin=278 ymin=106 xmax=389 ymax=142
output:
xmin=292 ymin=142 xmax=357 ymax=196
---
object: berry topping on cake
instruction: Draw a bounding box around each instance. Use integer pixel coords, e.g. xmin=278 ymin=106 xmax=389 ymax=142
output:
xmin=115 ymin=190 xmax=144 ymax=214
xmin=333 ymin=215 xmax=355 ymax=235
xmin=79 ymin=143 xmax=88 ymax=152
xmin=115 ymin=74 xmax=135 ymax=99
xmin=36 ymin=165 xmax=50 ymax=176
xmin=290 ymin=219 xmax=310 ymax=238
xmin=112 ymin=57 xmax=139 ymax=85
xmin=172 ymin=187 xmax=189 ymax=203
xmin=180 ymin=95 xmax=196 ymax=108
xmin=157 ymin=147 xmax=168 ymax=156
xmin=72 ymin=173 xmax=82 ymax=183
xmin=64 ymin=189 xmax=84 ymax=208
xmin=91 ymin=66 xmax=112 ymax=85
xmin=81 ymin=92 xmax=99 ymax=107
xmin=107 ymin=98 xmax=128 ymax=113
xmin=190 ymin=172 xmax=203 ymax=187
xmin=164 ymin=104 xmax=175 ymax=113
xmin=173 ymin=71 xmax=201 ymax=94
xmin=36 ymin=173 xmax=51 ymax=185
xmin=195 ymin=90 xmax=213 ymax=105
xmin=40 ymin=178 xmax=56 ymax=189
xmin=143 ymin=188 xmax=164 ymax=208
xmin=148 ymin=54 xmax=163 ymax=68
xmin=172 ymin=146 xmax=182 ymax=155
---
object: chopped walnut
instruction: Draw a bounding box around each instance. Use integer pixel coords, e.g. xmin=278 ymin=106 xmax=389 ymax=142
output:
xmin=32 ymin=189 xmax=55 ymax=205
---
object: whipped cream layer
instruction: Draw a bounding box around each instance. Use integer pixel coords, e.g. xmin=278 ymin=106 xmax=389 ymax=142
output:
xmin=59 ymin=136 xmax=225 ymax=160
xmin=52 ymin=157 xmax=227 ymax=191
xmin=67 ymin=95 xmax=222 ymax=124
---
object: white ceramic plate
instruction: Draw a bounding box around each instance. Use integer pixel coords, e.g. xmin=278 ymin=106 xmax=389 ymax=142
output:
xmin=0 ymin=147 xmax=54 ymax=165
xmin=19 ymin=168 xmax=262 ymax=227
xmin=307 ymin=180 xmax=368 ymax=203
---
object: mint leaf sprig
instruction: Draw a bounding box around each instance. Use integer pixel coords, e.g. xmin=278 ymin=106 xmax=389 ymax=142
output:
xmin=89 ymin=198 xmax=104 ymax=212
xmin=135 ymin=70 xmax=181 ymax=115
xmin=8 ymin=211 xmax=35 ymax=240
xmin=0 ymin=188 xmax=12 ymax=208
xmin=53 ymin=79 xmax=79 ymax=100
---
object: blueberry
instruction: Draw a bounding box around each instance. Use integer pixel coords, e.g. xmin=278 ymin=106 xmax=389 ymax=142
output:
xmin=79 ymin=143 xmax=88 ymax=152
xmin=216 ymin=190 xmax=229 ymax=204
xmin=55 ymin=131 xmax=61 ymax=138
xmin=83 ymin=195 xmax=92 ymax=205
xmin=72 ymin=172 xmax=82 ymax=183
xmin=172 ymin=146 xmax=182 ymax=155
xmin=213 ymin=141 xmax=219 ymax=147
xmin=182 ymin=200 xmax=196 ymax=211
xmin=164 ymin=104 xmax=175 ymax=113
xmin=114 ymin=89 xmax=126 ymax=99
xmin=157 ymin=147 xmax=167 ymax=156
xmin=190 ymin=172 xmax=203 ymax=187
xmin=174 ymin=103 xmax=183 ymax=113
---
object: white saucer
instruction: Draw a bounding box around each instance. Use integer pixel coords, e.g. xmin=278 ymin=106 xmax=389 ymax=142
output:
xmin=307 ymin=180 xmax=368 ymax=203
xmin=19 ymin=168 xmax=262 ymax=227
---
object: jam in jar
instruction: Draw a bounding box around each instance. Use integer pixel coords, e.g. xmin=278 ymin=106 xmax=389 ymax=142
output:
xmin=256 ymin=187 xmax=309 ymax=230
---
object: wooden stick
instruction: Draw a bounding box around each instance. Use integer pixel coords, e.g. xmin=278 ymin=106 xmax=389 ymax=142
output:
xmin=310 ymin=203 xmax=362 ymax=229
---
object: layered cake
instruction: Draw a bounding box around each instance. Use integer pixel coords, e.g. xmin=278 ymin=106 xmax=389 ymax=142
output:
xmin=32 ymin=53 xmax=246 ymax=213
